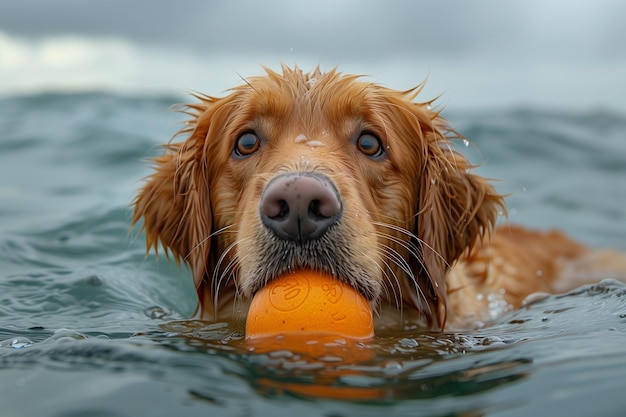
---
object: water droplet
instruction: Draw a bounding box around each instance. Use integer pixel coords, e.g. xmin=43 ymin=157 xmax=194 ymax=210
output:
xmin=383 ymin=361 xmax=403 ymax=375
xmin=399 ymin=338 xmax=419 ymax=348
xmin=144 ymin=306 xmax=171 ymax=319
xmin=462 ymin=139 xmax=470 ymax=147
xmin=0 ymin=337 xmax=34 ymax=349
xmin=269 ymin=349 xmax=294 ymax=359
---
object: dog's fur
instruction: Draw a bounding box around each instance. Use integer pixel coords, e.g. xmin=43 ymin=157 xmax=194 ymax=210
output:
xmin=133 ymin=66 xmax=626 ymax=330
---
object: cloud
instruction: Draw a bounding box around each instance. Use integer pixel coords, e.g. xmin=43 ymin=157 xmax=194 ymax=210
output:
xmin=0 ymin=30 xmax=316 ymax=96
xmin=3 ymin=0 xmax=624 ymax=62
xmin=0 ymin=32 xmax=134 ymax=93
xmin=1 ymin=0 xmax=625 ymax=110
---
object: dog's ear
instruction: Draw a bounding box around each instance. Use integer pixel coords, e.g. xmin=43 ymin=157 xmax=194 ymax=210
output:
xmin=387 ymin=95 xmax=505 ymax=329
xmin=132 ymin=95 xmax=232 ymax=314
xmin=132 ymin=140 xmax=212 ymax=290
xmin=416 ymin=126 xmax=504 ymax=328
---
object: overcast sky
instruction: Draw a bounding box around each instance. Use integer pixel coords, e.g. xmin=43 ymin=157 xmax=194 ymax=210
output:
xmin=1 ymin=0 xmax=625 ymax=110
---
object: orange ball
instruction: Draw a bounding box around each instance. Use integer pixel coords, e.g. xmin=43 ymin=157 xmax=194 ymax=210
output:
xmin=245 ymin=270 xmax=374 ymax=340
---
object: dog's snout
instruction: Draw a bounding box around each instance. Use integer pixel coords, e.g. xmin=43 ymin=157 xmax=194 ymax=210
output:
xmin=260 ymin=173 xmax=342 ymax=242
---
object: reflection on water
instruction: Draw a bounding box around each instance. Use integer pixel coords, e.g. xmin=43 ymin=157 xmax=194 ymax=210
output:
xmin=147 ymin=279 xmax=625 ymax=408
xmin=154 ymin=318 xmax=530 ymax=403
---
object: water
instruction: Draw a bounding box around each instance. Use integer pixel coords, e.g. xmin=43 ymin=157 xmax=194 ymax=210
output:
xmin=1 ymin=93 xmax=626 ymax=416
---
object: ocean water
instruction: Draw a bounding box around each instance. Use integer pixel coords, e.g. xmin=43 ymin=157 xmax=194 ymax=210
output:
xmin=1 ymin=93 xmax=625 ymax=417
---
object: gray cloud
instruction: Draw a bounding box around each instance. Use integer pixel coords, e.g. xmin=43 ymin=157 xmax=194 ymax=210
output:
xmin=5 ymin=0 xmax=622 ymax=62
xmin=1 ymin=0 xmax=625 ymax=110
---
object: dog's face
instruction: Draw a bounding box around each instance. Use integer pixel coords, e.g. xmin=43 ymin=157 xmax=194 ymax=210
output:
xmin=133 ymin=67 xmax=503 ymax=329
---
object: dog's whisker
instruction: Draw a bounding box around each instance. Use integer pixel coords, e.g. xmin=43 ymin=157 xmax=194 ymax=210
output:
xmin=377 ymin=243 xmax=413 ymax=279
xmin=212 ymin=240 xmax=238 ymax=290
xmin=378 ymin=245 xmax=419 ymax=307
xmin=184 ymin=224 xmax=235 ymax=262
xmin=373 ymin=228 xmax=422 ymax=264
xmin=372 ymin=227 xmax=432 ymax=288
xmin=212 ymin=238 xmax=250 ymax=316
xmin=356 ymin=249 xmax=397 ymax=310
xmin=374 ymin=230 xmax=434 ymax=319
xmin=220 ymin=256 xmax=246 ymax=322
xmin=375 ymin=242 xmax=434 ymax=324
xmin=374 ymin=250 xmax=403 ymax=310
xmin=212 ymin=235 xmax=238 ymax=271
xmin=373 ymin=221 xmax=450 ymax=270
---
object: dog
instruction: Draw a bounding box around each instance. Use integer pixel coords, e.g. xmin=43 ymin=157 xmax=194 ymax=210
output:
xmin=133 ymin=65 xmax=626 ymax=331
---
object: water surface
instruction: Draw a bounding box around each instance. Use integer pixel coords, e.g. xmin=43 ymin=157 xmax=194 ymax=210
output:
xmin=1 ymin=93 xmax=625 ymax=416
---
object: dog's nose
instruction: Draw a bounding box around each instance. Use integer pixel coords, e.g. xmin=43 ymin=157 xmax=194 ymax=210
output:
xmin=260 ymin=173 xmax=342 ymax=242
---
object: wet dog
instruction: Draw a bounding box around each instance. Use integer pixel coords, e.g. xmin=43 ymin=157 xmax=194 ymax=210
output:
xmin=133 ymin=66 xmax=626 ymax=330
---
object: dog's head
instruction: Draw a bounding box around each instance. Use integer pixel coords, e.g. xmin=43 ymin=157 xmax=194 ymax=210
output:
xmin=133 ymin=66 xmax=504 ymax=329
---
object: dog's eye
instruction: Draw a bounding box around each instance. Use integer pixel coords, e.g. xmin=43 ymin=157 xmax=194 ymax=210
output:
xmin=357 ymin=133 xmax=384 ymax=158
xmin=234 ymin=132 xmax=260 ymax=157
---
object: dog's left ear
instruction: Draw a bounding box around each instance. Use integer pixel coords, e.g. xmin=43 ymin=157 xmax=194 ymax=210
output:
xmin=399 ymin=103 xmax=505 ymax=329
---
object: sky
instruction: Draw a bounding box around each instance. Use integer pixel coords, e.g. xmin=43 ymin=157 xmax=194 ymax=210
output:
xmin=1 ymin=0 xmax=625 ymax=110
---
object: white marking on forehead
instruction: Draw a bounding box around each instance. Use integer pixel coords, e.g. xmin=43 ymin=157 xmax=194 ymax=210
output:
xmin=294 ymin=133 xmax=325 ymax=148
xmin=306 ymin=140 xmax=324 ymax=147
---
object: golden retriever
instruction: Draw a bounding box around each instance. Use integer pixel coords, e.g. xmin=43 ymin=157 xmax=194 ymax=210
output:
xmin=133 ymin=65 xmax=626 ymax=331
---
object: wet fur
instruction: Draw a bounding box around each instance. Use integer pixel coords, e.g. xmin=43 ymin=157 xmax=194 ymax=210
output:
xmin=133 ymin=66 xmax=626 ymax=330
